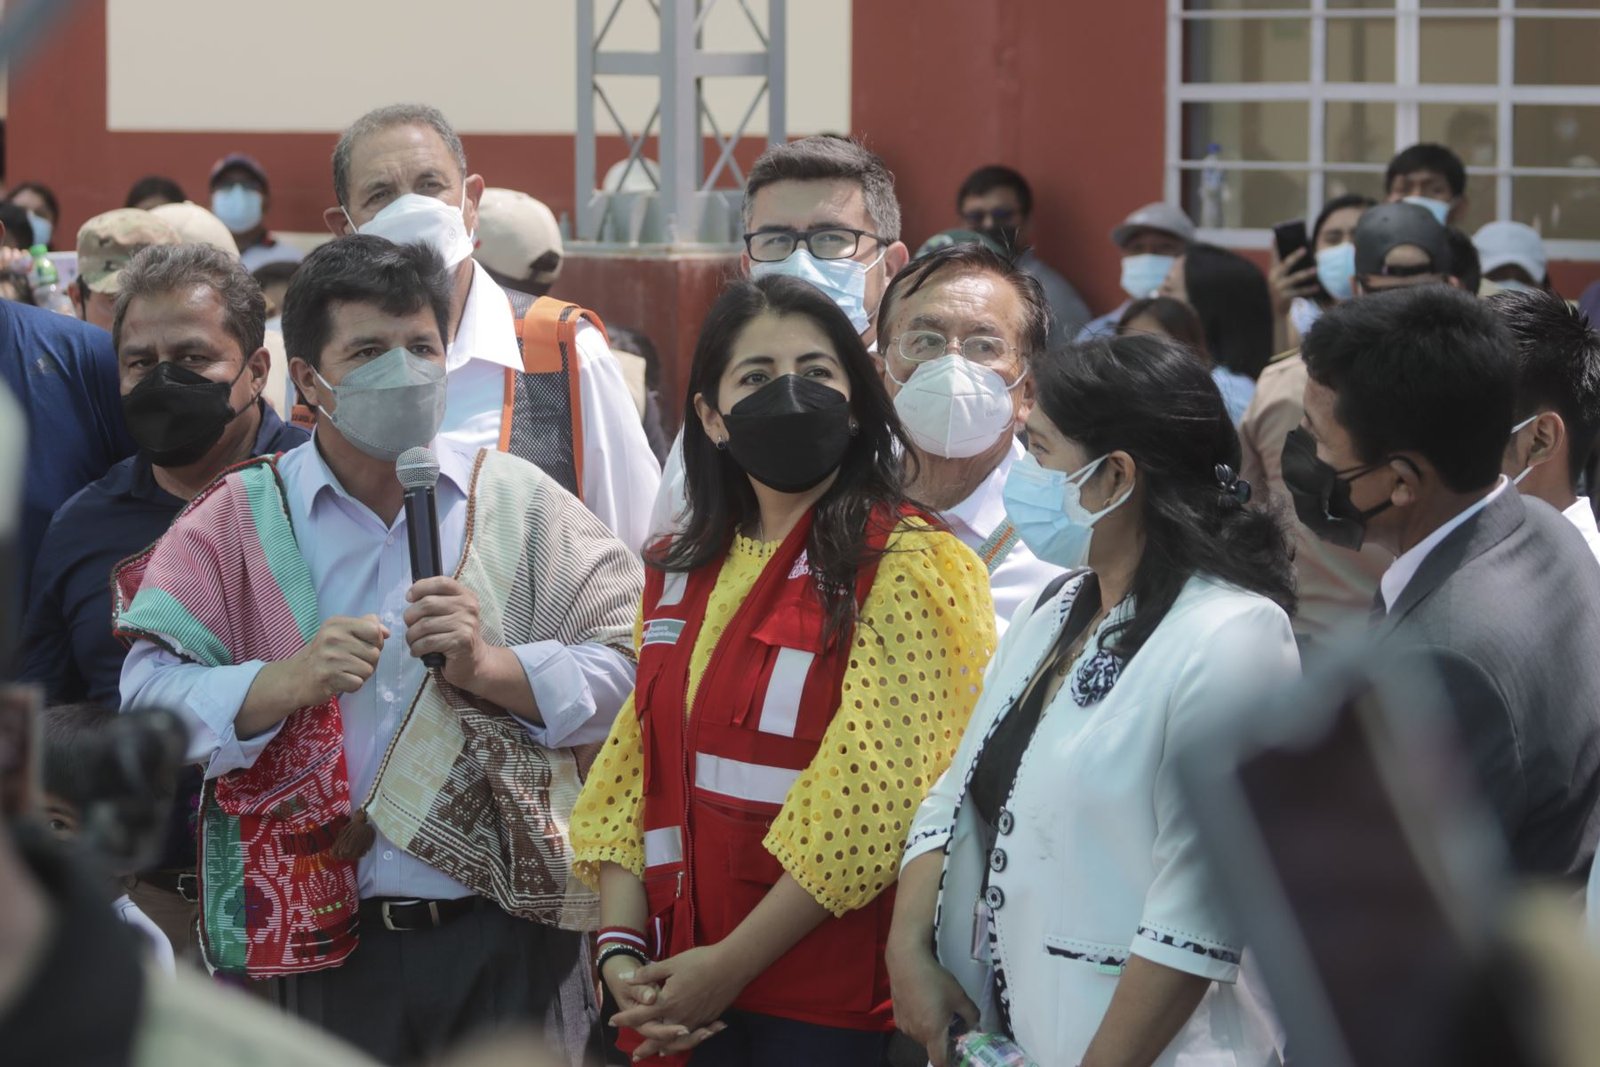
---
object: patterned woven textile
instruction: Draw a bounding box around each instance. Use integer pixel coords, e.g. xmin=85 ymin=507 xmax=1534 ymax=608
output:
xmin=113 ymin=458 xmax=358 ymax=978
xmin=360 ymin=448 xmax=639 ymax=930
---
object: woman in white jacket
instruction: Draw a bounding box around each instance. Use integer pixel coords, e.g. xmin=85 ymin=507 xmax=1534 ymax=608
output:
xmin=887 ymin=333 xmax=1301 ymax=1067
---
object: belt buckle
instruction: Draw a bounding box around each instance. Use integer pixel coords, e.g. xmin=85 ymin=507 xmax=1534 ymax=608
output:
xmin=380 ymin=899 xmax=440 ymax=932
xmin=176 ymin=873 xmax=199 ymax=904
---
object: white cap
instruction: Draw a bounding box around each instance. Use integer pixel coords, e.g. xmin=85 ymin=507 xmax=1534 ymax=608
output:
xmin=473 ymin=187 xmax=563 ymax=288
xmin=1474 ymin=220 xmax=1547 ymax=283
xmin=150 ymin=201 xmax=241 ymax=260
xmin=1110 ymin=202 xmax=1197 ymax=248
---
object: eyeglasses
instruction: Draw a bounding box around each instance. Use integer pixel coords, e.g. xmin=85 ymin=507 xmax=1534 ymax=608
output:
xmin=891 ymin=330 xmax=1018 ymax=370
xmin=743 ymin=226 xmax=886 ymax=263
xmin=960 ymin=208 xmax=1019 ymax=229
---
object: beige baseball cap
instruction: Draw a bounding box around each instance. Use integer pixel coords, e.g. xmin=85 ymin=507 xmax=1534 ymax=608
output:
xmin=151 ymin=201 xmax=241 ymax=260
xmin=76 ymin=208 xmax=182 ymax=294
xmin=474 ymin=188 xmax=563 ymax=289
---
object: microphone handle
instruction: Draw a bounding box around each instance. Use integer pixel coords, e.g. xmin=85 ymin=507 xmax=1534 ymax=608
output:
xmin=403 ymin=486 xmax=446 ymax=670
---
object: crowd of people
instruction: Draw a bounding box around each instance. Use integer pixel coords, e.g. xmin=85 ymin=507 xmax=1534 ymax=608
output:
xmin=2 ymin=101 xmax=1600 ymax=1067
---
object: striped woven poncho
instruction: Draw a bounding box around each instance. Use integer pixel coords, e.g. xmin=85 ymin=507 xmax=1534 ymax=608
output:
xmin=114 ymin=448 xmax=641 ymax=978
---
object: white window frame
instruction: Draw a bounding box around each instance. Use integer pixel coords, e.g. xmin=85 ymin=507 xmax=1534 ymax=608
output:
xmin=1165 ymin=0 xmax=1600 ymax=260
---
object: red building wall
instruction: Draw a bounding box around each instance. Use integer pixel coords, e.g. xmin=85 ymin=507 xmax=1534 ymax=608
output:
xmin=9 ymin=0 xmax=1595 ymax=314
xmin=4 ymin=2 xmax=758 ymax=242
xmin=849 ymin=0 xmax=1169 ymax=321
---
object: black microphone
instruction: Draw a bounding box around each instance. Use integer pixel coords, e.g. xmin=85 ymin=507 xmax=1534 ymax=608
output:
xmin=396 ymin=447 xmax=445 ymax=670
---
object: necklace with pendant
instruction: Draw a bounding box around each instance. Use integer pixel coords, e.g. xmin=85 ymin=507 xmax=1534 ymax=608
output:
xmin=1054 ymin=606 xmax=1107 ymax=677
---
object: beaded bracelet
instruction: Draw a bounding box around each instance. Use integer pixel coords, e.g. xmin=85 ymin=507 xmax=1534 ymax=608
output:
xmin=597 ymin=942 xmax=650 ymax=973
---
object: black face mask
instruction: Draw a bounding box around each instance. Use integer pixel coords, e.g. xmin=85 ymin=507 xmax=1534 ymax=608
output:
xmin=1280 ymin=427 xmax=1393 ymax=551
xmin=122 ymin=362 xmax=244 ymax=468
xmin=720 ymin=374 xmax=854 ymax=494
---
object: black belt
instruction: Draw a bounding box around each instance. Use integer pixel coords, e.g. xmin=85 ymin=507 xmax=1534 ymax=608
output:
xmin=138 ymin=870 xmax=199 ymax=904
xmin=359 ymin=896 xmax=484 ymax=933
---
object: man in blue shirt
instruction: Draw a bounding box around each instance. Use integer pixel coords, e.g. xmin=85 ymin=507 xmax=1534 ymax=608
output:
xmin=0 ymin=300 xmax=134 ymax=609
xmin=20 ymin=243 xmax=305 ymax=958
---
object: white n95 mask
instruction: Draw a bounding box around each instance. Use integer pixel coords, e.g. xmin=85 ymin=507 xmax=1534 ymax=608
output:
xmin=891 ymin=354 xmax=1021 ymax=459
xmin=352 ymin=191 xmax=475 ymax=269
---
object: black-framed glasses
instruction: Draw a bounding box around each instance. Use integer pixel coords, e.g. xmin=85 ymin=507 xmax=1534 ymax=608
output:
xmin=743 ymin=226 xmax=886 ymax=263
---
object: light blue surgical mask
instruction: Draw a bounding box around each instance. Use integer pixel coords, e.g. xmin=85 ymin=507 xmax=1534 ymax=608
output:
xmin=211 ymin=184 xmax=264 ymax=235
xmin=1402 ymin=195 xmax=1452 ymax=227
xmin=1315 ymin=242 xmax=1357 ymax=302
xmin=25 ymin=211 xmax=52 ymax=248
xmin=1002 ymin=452 xmax=1133 ymax=570
xmin=750 ymin=246 xmax=885 ymax=334
xmin=1119 ymin=253 xmax=1174 ymax=302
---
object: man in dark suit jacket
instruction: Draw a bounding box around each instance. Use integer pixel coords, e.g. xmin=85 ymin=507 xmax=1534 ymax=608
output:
xmin=1283 ymin=283 xmax=1600 ymax=879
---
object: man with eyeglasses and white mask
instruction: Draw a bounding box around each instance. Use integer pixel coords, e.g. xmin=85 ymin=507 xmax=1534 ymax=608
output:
xmin=324 ymin=103 xmax=661 ymax=554
xmin=650 ymin=140 xmax=1059 ymax=629
xmin=877 ymin=242 xmax=1064 ymax=631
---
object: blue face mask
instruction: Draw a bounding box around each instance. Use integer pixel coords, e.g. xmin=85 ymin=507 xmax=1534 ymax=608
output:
xmin=1119 ymin=253 xmax=1175 ymax=302
xmin=211 ymin=185 xmax=265 ymax=235
xmin=1002 ymin=452 xmax=1133 ymax=570
xmin=25 ymin=211 xmax=52 ymax=248
xmin=1402 ymin=195 xmax=1452 ymax=227
xmin=1315 ymin=242 xmax=1357 ymax=302
xmin=750 ymin=247 xmax=885 ymax=334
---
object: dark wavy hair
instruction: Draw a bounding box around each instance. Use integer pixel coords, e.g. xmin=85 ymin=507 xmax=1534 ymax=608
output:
xmin=649 ymin=274 xmax=918 ymax=643
xmin=1035 ymin=334 xmax=1296 ymax=657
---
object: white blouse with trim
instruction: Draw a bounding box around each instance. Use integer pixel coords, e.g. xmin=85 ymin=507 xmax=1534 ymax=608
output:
xmin=903 ymin=571 xmax=1299 ymax=1066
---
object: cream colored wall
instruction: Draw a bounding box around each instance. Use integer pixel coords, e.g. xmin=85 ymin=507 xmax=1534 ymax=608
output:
xmin=105 ymin=0 xmax=850 ymax=135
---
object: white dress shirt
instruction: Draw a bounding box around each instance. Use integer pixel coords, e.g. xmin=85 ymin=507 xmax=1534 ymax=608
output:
xmin=940 ymin=438 xmax=1064 ymax=634
xmin=649 ymin=434 xmax=1061 ymax=632
xmin=114 ymin=894 xmax=176 ymax=976
xmin=1380 ymin=477 xmax=1509 ymax=612
xmin=120 ymin=436 xmax=633 ymax=901
xmin=442 ymin=261 xmax=661 ymax=555
xmin=1564 ymin=497 xmax=1600 ymax=566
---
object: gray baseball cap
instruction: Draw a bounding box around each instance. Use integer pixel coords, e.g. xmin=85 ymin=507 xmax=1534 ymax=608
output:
xmin=1111 ymin=202 xmax=1197 ymax=248
xmin=1353 ymin=201 xmax=1451 ymax=277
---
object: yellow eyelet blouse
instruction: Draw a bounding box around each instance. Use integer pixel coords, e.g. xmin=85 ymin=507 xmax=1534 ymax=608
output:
xmin=570 ymin=521 xmax=998 ymax=917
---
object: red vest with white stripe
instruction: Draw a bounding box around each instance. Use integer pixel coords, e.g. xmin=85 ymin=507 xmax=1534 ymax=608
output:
xmin=633 ymin=508 xmax=902 ymax=1035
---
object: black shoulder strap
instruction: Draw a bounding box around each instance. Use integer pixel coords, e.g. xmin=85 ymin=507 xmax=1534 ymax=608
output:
xmin=1030 ymin=568 xmax=1086 ymax=616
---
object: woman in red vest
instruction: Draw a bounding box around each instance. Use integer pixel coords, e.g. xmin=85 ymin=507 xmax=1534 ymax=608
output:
xmin=570 ymin=274 xmax=996 ymax=1065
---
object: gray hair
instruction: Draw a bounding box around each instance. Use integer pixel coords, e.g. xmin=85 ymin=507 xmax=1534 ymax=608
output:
xmin=332 ymin=103 xmax=468 ymax=208
xmin=112 ymin=244 xmax=267 ymax=358
xmin=743 ymin=136 xmax=902 ymax=242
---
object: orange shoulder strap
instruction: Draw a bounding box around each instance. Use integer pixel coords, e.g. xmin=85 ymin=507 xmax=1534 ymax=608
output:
xmin=508 ymin=295 xmax=605 ymax=497
xmin=515 ymin=296 xmax=609 ymax=374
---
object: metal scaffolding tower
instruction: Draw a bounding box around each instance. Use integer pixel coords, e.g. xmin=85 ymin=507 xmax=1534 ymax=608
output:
xmin=575 ymin=0 xmax=787 ymax=247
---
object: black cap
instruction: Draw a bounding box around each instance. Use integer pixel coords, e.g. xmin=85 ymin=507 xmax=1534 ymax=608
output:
xmin=1353 ymin=201 xmax=1450 ymax=277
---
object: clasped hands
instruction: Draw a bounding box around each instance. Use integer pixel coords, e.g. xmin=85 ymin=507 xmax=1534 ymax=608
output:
xmin=292 ymin=577 xmax=490 ymax=703
xmin=603 ymin=943 xmax=756 ymax=1060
